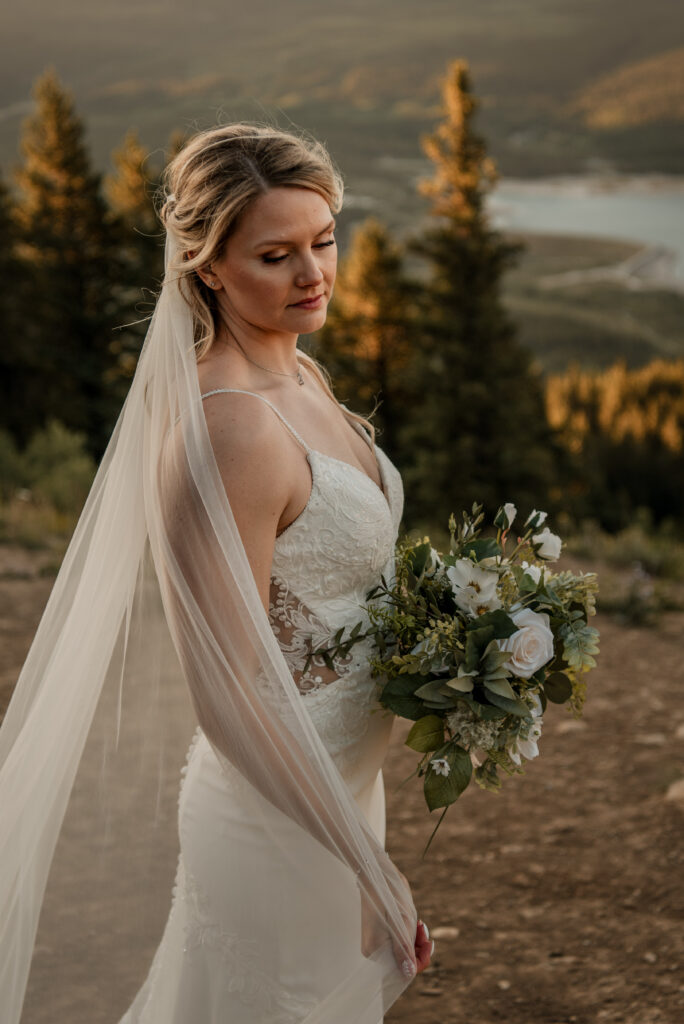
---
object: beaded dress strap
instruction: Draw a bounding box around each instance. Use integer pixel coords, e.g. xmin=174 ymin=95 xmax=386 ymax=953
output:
xmin=199 ymin=388 xmax=311 ymax=454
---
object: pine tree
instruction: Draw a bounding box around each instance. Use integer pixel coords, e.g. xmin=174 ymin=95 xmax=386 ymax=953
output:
xmin=312 ymin=218 xmax=417 ymax=464
xmin=401 ymin=59 xmax=559 ymax=529
xmin=106 ymin=129 xmax=164 ymax=382
xmin=0 ymin=174 xmax=30 ymax=440
xmin=14 ymin=69 xmax=121 ymax=455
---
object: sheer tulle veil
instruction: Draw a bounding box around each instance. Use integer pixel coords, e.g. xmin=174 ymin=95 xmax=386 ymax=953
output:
xmin=0 ymin=127 xmax=418 ymax=1022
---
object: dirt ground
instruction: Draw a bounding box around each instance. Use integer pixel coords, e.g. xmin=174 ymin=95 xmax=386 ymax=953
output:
xmin=1 ymin=544 xmax=683 ymax=1024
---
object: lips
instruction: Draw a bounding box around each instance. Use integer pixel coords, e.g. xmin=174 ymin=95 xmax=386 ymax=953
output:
xmin=290 ymin=294 xmax=324 ymax=309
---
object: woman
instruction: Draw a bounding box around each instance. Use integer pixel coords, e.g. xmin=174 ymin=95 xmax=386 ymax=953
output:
xmin=0 ymin=124 xmax=432 ymax=1023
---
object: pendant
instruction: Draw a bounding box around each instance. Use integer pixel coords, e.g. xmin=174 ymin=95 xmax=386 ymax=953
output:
xmin=297 ymin=369 xmax=305 ymax=385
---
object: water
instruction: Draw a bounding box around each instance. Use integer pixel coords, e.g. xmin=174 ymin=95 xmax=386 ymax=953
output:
xmin=488 ymin=175 xmax=684 ymax=281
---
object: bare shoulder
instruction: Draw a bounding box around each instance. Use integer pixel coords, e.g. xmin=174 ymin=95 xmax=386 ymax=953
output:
xmin=201 ymin=390 xmax=294 ymax=500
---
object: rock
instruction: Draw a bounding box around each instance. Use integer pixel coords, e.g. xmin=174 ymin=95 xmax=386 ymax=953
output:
xmin=665 ymin=778 xmax=684 ymax=806
xmin=431 ymin=926 xmax=460 ymax=940
xmin=635 ymin=733 xmax=667 ymax=746
xmin=556 ymin=719 xmax=587 ymax=735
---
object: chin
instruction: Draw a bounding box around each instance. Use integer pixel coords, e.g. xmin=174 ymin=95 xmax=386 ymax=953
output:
xmin=288 ymin=308 xmax=328 ymax=331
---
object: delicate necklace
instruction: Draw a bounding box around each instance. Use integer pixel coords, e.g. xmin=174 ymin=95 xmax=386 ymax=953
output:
xmin=230 ymin=331 xmax=305 ymax=386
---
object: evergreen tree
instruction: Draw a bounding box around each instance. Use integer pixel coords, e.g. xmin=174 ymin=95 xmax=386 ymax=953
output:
xmin=312 ymin=218 xmax=417 ymax=464
xmin=106 ymin=129 xmax=164 ymax=382
xmin=14 ymin=69 xmax=121 ymax=455
xmin=401 ymin=59 xmax=560 ymax=529
xmin=0 ymin=174 xmax=30 ymax=441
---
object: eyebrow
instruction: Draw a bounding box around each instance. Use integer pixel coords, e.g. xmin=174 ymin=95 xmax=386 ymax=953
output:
xmin=255 ymin=219 xmax=336 ymax=249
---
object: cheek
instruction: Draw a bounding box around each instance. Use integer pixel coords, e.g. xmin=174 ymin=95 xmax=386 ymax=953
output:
xmin=226 ymin=264 xmax=288 ymax=311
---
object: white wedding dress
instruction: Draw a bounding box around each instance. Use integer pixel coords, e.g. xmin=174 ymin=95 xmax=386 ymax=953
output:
xmin=119 ymin=391 xmax=405 ymax=1024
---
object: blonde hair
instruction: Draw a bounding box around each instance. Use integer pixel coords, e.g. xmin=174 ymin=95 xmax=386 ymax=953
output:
xmin=159 ymin=122 xmax=376 ymax=443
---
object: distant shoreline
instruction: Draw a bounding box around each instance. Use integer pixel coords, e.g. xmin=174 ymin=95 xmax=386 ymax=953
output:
xmin=490 ymin=174 xmax=684 ymax=283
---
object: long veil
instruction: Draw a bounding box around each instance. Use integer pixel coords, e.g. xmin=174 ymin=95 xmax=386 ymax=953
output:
xmin=0 ymin=222 xmax=418 ymax=1022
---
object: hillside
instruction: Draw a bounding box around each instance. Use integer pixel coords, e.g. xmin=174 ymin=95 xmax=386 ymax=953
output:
xmin=568 ymin=46 xmax=684 ymax=129
xmin=1 ymin=0 xmax=683 ymax=177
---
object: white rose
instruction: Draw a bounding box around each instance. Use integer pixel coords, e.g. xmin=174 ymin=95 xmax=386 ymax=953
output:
xmin=446 ymin=558 xmax=501 ymax=616
xmin=532 ymin=527 xmax=562 ymax=561
xmin=495 ymin=502 xmax=517 ymax=530
xmin=503 ymin=502 xmax=517 ymax=527
xmin=520 ymin=560 xmax=542 ymax=584
xmin=525 ymin=509 xmax=547 ymax=527
xmin=498 ymin=608 xmax=554 ymax=679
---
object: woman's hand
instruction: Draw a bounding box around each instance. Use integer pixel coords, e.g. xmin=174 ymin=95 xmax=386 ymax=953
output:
xmin=359 ymin=866 xmax=433 ymax=980
xmin=414 ymin=918 xmax=434 ymax=974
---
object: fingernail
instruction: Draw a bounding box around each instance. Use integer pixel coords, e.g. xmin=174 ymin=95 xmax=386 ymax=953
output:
xmin=402 ymin=957 xmax=416 ymax=978
xmin=422 ymin=921 xmax=430 ymax=940
xmin=430 ymin=939 xmax=435 ymax=956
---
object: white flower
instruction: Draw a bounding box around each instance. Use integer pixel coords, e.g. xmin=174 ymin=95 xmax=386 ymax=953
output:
xmin=495 ymin=502 xmax=517 ymax=530
xmin=532 ymin=527 xmax=562 ymax=561
xmin=446 ymin=558 xmax=502 ymax=616
xmin=520 ymin=560 xmax=542 ymax=584
xmin=498 ymin=608 xmax=554 ymax=679
xmin=525 ymin=509 xmax=548 ymax=527
xmin=430 ymin=757 xmax=451 ymax=777
xmin=427 ymin=546 xmax=442 ymax=572
xmin=507 ymin=694 xmax=544 ymax=765
xmin=446 ymin=706 xmax=501 ymax=750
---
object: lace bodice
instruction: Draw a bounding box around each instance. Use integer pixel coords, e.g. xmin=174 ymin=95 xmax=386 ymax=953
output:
xmin=200 ymin=388 xmax=403 ymax=779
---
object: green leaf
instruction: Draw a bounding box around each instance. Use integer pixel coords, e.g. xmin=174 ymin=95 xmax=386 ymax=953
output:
xmin=484 ymin=689 xmax=530 ymax=717
xmin=409 ymin=542 xmax=432 ymax=578
xmin=406 ymin=714 xmax=445 ymax=753
xmin=559 ymin=617 xmax=600 ymax=673
xmin=483 ymin=677 xmax=518 ymax=700
xmin=470 ymin=608 xmax=518 ymax=639
xmin=378 ymin=676 xmax=426 ymax=720
xmin=461 ymin=538 xmax=501 ymax=560
xmin=424 ymin=745 xmax=473 ymax=811
xmin=444 ymin=675 xmax=474 ymax=692
xmin=544 ymin=671 xmax=573 ymax=704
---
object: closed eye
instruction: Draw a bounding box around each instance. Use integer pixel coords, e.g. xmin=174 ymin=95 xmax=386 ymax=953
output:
xmin=262 ymin=238 xmax=336 ymax=265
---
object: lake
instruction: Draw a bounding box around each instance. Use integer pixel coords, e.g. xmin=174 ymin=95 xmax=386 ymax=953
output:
xmin=488 ymin=174 xmax=684 ymax=282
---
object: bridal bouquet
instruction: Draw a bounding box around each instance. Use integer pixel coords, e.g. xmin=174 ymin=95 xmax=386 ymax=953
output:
xmin=303 ymin=503 xmax=600 ymax=854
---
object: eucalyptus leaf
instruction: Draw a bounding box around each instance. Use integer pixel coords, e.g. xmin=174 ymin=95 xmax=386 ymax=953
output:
xmin=484 ymin=689 xmax=530 ymax=717
xmin=444 ymin=676 xmax=474 ymax=692
xmin=483 ymin=676 xmax=518 ymax=700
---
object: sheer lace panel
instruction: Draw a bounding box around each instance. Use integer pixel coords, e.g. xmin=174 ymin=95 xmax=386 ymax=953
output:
xmin=268 ymin=573 xmax=355 ymax=695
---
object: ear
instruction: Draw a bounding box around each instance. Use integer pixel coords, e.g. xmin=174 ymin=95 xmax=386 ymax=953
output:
xmin=189 ymin=254 xmax=222 ymax=292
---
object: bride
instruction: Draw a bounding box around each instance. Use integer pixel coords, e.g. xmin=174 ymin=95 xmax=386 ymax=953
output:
xmin=0 ymin=123 xmax=432 ymax=1023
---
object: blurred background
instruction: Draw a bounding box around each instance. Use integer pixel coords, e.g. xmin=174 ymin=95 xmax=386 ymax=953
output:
xmin=0 ymin=3 xmax=683 ymax=1023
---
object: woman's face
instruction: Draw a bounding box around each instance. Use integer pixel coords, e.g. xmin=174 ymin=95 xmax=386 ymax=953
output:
xmin=202 ymin=186 xmax=337 ymax=339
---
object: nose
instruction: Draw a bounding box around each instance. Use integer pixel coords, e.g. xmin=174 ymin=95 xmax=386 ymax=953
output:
xmin=294 ymin=251 xmax=325 ymax=288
